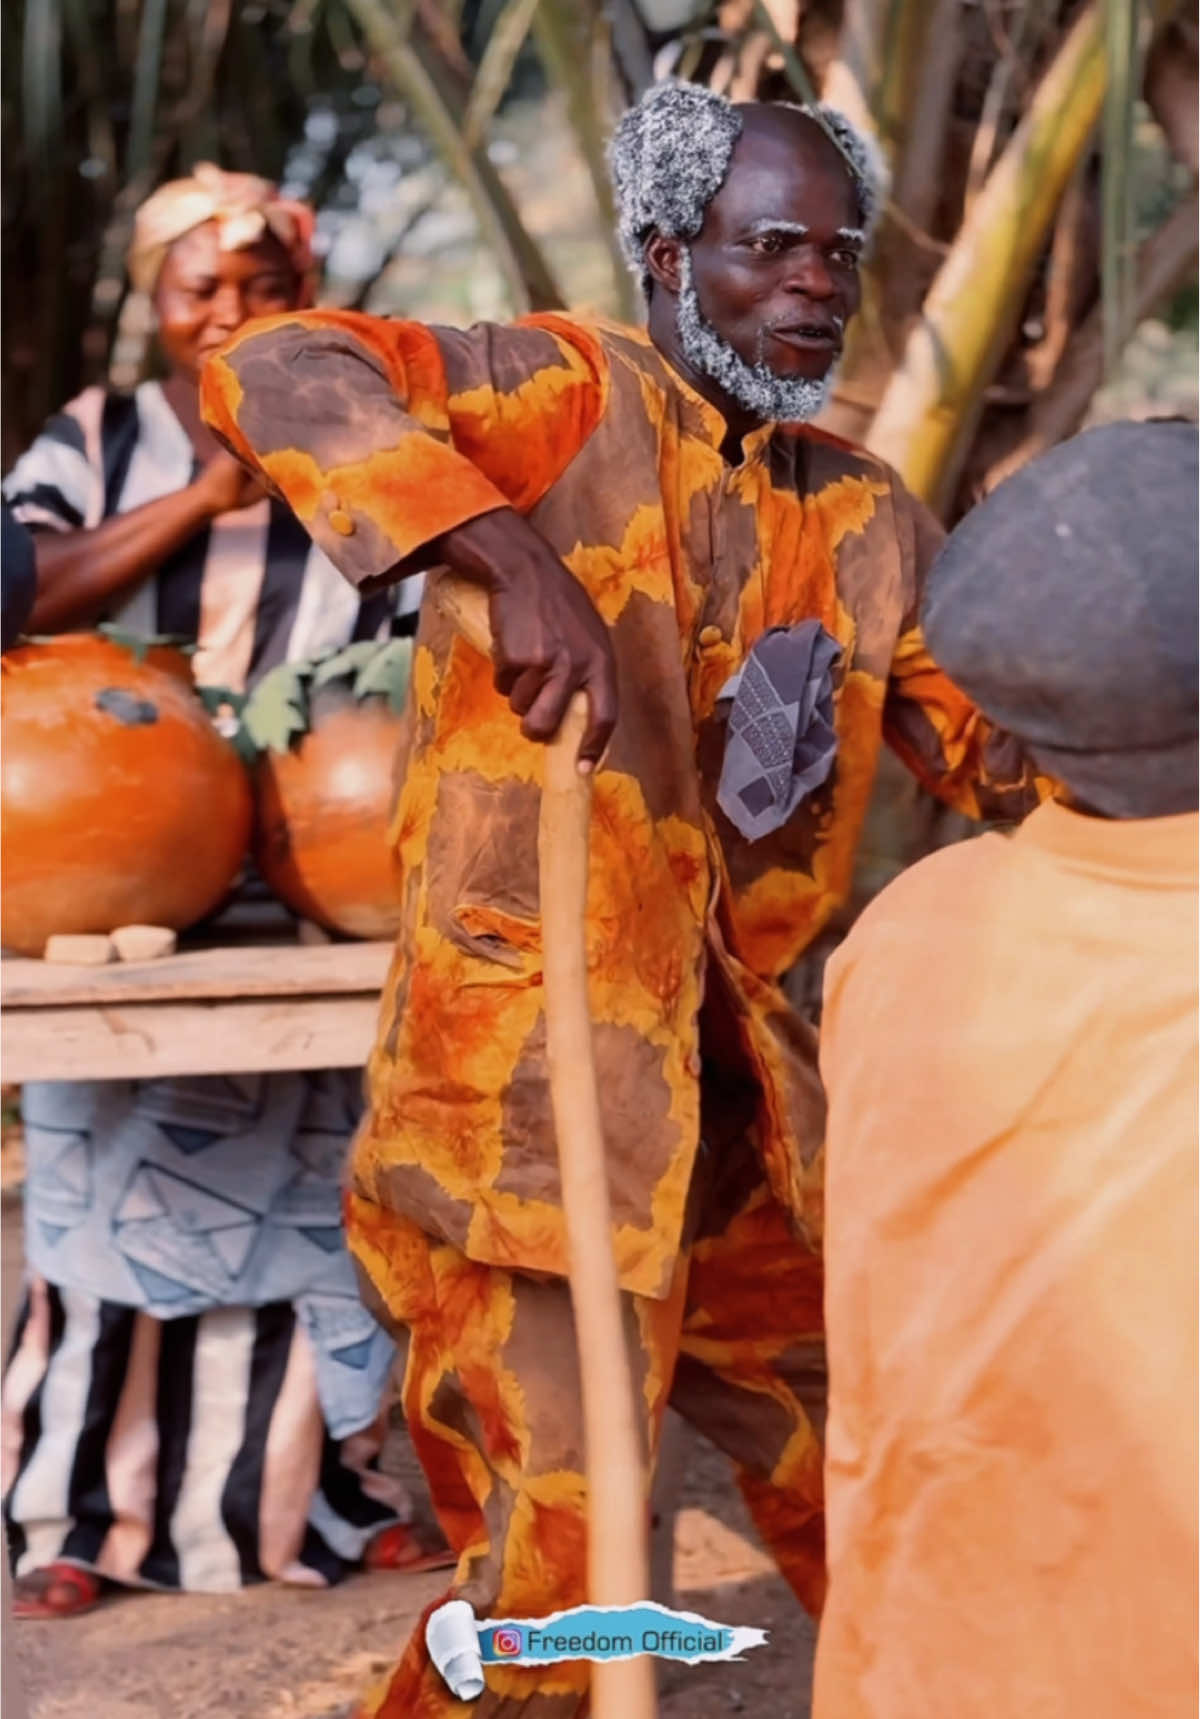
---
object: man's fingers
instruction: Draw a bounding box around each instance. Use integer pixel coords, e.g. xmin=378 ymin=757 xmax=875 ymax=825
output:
xmin=577 ymin=661 xmax=617 ymax=772
xmin=505 ymin=663 xmax=547 ymax=718
xmin=519 ymin=660 xmax=575 ymax=744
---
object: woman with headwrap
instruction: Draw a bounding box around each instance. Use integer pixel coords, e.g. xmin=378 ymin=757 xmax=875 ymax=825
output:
xmin=1 ymin=167 xmax=445 ymax=1619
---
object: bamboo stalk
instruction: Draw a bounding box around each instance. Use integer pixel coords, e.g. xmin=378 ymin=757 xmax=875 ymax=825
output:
xmin=963 ymin=0 xmax=1034 ymax=214
xmin=1101 ymin=0 xmax=1142 ymax=377
xmin=532 ymin=0 xmax=638 ymax=322
xmin=462 ymin=0 xmax=542 ymax=150
xmin=865 ymin=2 xmax=1107 ymax=512
xmin=984 ymin=192 xmax=1199 ymax=490
xmin=125 ymin=0 xmax=170 ymax=184
xmin=749 ymin=0 xmax=818 ymax=104
xmin=892 ymin=0 xmax=960 ymax=236
xmin=22 ymin=0 xmax=68 ymax=429
xmin=344 ymin=0 xmax=564 ymax=312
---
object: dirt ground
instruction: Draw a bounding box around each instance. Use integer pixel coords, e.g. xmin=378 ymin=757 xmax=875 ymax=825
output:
xmin=1 ymin=1180 xmax=814 ymax=1719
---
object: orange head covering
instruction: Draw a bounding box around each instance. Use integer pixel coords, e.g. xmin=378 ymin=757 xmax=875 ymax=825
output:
xmin=128 ymin=162 xmax=315 ymax=296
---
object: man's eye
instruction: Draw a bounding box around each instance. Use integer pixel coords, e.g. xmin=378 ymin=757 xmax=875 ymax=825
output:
xmin=750 ymin=233 xmax=784 ymax=255
xmin=832 ymin=248 xmax=861 ymax=269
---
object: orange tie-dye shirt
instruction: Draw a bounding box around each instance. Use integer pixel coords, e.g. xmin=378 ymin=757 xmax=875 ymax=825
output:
xmin=203 ymin=310 xmax=1039 ymax=1298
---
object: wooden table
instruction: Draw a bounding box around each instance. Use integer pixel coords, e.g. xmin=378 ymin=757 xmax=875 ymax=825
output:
xmin=0 ymin=938 xmax=394 ymax=1082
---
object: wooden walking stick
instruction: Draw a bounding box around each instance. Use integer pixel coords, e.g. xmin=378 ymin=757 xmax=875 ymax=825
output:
xmin=435 ymin=575 xmax=658 ymax=1719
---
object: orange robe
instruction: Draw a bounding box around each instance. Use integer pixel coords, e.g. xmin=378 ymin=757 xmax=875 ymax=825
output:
xmin=817 ymin=802 xmax=1198 ymax=1718
xmin=202 ymin=310 xmax=1040 ymax=1289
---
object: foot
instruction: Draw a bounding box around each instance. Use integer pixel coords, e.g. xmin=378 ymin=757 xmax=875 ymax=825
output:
xmin=363 ymin=1522 xmax=456 ymax=1575
xmin=12 ymin=1563 xmax=105 ymax=1619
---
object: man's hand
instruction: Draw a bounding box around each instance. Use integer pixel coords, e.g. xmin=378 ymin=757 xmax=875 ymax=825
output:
xmin=433 ymin=509 xmax=617 ymax=772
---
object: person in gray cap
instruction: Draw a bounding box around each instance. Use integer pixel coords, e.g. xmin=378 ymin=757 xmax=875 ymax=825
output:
xmin=922 ymin=418 xmax=1198 ymax=820
xmin=815 ymin=419 xmax=1198 ymax=1719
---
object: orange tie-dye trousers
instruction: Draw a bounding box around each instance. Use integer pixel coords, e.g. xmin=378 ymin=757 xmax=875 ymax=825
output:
xmin=345 ymin=1128 xmax=826 ymax=1718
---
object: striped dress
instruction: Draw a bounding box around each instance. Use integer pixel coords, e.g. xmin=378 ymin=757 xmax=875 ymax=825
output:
xmin=1 ymin=382 xmax=423 ymax=1592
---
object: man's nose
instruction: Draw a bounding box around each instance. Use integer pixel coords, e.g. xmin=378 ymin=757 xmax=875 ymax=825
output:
xmin=781 ymin=252 xmax=836 ymax=300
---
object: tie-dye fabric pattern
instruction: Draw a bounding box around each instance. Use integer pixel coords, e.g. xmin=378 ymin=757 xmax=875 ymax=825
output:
xmin=344 ymin=1114 xmax=826 ymax=1718
xmin=203 ymin=311 xmax=1042 ymax=1294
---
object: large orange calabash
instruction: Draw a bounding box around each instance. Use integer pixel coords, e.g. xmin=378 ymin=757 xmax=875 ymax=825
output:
xmin=1 ymin=635 xmax=252 ymax=955
xmin=253 ymin=686 xmax=404 ymax=939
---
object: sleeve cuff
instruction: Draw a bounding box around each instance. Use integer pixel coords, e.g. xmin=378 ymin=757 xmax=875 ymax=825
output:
xmin=262 ymin=433 xmax=513 ymax=591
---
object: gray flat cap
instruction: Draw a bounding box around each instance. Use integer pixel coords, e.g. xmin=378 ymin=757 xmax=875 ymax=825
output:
xmin=922 ymin=420 xmax=1198 ymax=818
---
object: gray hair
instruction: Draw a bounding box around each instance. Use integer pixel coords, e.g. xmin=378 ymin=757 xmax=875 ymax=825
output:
xmin=608 ymin=80 xmax=882 ymax=300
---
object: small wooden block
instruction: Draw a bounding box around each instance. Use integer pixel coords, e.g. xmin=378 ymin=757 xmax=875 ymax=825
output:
xmin=111 ymin=924 xmax=178 ymax=963
xmin=43 ymin=934 xmax=114 ymax=966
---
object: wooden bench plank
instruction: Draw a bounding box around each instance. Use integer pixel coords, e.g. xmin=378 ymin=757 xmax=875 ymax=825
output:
xmin=0 ymin=940 xmax=393 ymax=1008
xmin=1 ymin=994 xmax=382 ymax=1082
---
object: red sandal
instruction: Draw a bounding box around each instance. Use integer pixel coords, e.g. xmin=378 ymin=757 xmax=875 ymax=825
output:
xmin=363 ymin=1522 xmax=457 ymax=1575
xmin=12 ymin=1562 xmax=106 ymax=1619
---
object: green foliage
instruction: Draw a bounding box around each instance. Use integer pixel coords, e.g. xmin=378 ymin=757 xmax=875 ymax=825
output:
xmin=239 ymin=661 xmax=310 ymax=755
xmin=95 ymin=622 xmax=196 ymax=660
xmin=237 ymin=635 xmax=414 ymax=758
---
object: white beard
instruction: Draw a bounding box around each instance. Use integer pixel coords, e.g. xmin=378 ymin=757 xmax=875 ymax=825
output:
xmin=675 ymin=248 xmax=833 ymax=425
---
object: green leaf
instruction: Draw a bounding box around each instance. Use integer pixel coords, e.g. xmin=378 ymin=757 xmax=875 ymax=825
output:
xmin=352 ymin=638 xmax=414 ymax=712
xmin=238 ymin=662 xmax=310 ymax=754
xmin=311 ymin=640 xmax=384 ymax=685
xmin=96 ymin=623 xmax=197 ymax=662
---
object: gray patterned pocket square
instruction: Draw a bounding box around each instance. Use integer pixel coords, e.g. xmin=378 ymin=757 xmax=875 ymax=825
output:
xmin=716 ymin=621 xmax=841 ymax=841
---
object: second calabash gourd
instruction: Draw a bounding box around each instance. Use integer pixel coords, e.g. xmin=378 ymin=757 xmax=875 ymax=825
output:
xmin=242 ymin=639 xmax=412 ymax=939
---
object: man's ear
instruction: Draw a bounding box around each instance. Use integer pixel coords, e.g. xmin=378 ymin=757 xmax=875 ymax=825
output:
xmin=645 ymin=233 xmax=684 ymax=295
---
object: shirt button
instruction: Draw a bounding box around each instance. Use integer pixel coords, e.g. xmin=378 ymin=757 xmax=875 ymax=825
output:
xmin=328 ymin=508 xmax=355 ymax=537
xmin=698 ymin=625 xmax=723 ymax=651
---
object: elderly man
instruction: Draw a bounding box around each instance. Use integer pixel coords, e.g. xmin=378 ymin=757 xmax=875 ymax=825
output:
xmin=204 ymin=82 xmax=1039 ymax=1718
xmin=817 ymin=421 xmax=1198 ymax=1719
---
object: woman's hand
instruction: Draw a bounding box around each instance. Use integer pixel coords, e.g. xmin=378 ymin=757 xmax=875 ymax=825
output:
xmin=195 ymin=451 xmax=267 ymax=517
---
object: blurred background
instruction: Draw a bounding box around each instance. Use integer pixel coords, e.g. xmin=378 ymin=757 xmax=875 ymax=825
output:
xmin=4 ymin=0 xmax=1196 ymax=990
xmin=4 ymin=0 xmax=1197 ymax=512
xmin=0 ymin=13 xmax=1195 ymax=1705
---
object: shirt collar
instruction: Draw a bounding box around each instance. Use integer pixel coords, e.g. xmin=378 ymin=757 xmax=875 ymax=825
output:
xmin=1016 ymin=798 xmax=1198 ymax=885
xmin=656 ymin=349 xmax=776 ymax=465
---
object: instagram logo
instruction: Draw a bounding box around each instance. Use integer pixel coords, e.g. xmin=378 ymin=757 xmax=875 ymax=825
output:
xmin=493 ymin=1626 xmax=524 ymax=1657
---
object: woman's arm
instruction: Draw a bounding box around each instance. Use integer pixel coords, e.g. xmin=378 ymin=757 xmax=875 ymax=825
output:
xmin=27 ymin=452 xmax=260 ymax=632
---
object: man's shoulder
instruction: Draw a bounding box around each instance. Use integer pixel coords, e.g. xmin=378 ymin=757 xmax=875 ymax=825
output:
xmin=515 ymin=311 xmax=644 ymax=357
xmin=519 ymin=312 xmax=674 ymax=387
